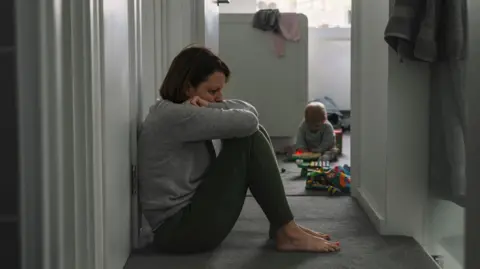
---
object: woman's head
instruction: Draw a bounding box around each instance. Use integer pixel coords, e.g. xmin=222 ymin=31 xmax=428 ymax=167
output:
xmin=159 ymin=46 xmax=231 ymax=103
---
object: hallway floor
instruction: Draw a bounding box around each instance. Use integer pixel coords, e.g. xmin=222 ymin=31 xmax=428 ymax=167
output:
xmin=125 ymin=135 xmax=437 ymax=269
xmin=125 ymin=197 xmax=436 ymax=269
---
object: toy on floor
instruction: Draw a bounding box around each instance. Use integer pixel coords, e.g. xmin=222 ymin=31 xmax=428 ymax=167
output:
xmin=296 ymin=158 xmax=331 ymax=177
xmin=325 ymin=165 xmax=351 ymax=195
xmin=339 ymin=164 xmax=350 ymax=175
xmin=305 ymin=164 xmax=351 ymax=195
xmin=305 ymin=170 xmax=330 ymax=191
xmin=290 ymin=150 xmax=321 ymax=161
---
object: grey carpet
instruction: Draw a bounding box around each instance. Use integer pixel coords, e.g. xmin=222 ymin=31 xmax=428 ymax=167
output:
xmin=266 ymin=155 xmax=351 ymax=197
xmin=126 ymin=134 xmax=436 ymax=268
xmin=125 ymin=197 xmax=437 ymax=269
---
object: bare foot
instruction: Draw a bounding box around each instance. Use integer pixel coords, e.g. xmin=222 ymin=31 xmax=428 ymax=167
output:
xmin=299 ymin=225 xmax=331 ymax=240
xmin=276 ymin=221 xmax=340 ymax=253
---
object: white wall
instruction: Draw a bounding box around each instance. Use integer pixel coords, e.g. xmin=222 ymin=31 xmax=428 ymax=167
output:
xmin=137 ymin=0 xmax=196 ymax=120
xmin=220 ymin=3 xmax=352 ymax=110
xmin=138 ymin=0 xmax=159 ymax=119
xmin=219 ymin=13 xmax=308 ymax=137
xmin=195 ymin=0 xmax=220 ymax=54
xmin=423 ymin=46 xmax=467 ymax=269
xmin=385 ymin=52 xmax=430 ymax=238
xmin=352 ymin=0 xmax=431 ymax=244
xmin=308 ymin=28 xmax=351 ymax=110
xmin=102 ymin=0 xmax=133 ymax=268
xmin=354 ymin=1 xmax=471 ymax=268
xmin=220 ymin=0 xmax=257 ymax=13
xmin=424 ymin=199 xmax=464 ymax=269
xmin=351 ymin=0 xmax=390 ymax=224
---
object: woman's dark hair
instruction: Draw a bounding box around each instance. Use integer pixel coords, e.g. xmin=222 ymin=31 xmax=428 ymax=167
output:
xmin=159 ymin=46 xmax=231 ymax=103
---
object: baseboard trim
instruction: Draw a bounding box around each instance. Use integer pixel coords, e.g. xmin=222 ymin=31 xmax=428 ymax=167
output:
xmin=354 ymin=188 xmax=440 ymax=268
xmin=353 ymin=187 xmax=386 ymax=234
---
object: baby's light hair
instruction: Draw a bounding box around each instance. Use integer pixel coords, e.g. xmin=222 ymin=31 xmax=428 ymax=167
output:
xmin=305 ymin=102 xmax=327 ymax=122
xmin=307 ymin=102 xmax=326 ymax=112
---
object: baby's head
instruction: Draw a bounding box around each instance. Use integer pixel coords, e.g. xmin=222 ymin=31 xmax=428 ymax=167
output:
xmin=304 ymin=102 xmax=327 ymax=132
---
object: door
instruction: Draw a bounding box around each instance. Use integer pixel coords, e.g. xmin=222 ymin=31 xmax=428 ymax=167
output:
xmin=195 ymin=0 xmax=232 ymax=54
xmin=195 ymin=0 xmax=220 ymax=53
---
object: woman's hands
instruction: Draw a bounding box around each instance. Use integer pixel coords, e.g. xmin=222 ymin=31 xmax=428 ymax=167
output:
xmin=189 ymin=96 xmax=209 ymax=107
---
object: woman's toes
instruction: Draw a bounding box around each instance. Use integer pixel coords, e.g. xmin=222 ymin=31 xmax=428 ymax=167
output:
xmin=298 ymin=225 xmax=330 ymax=239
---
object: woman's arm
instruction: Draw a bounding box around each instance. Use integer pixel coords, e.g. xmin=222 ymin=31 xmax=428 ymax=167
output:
xmin=162 ymin=101 xmax=259 ymax=142
xmin=207 ymin=99 xmax=259 ymax=117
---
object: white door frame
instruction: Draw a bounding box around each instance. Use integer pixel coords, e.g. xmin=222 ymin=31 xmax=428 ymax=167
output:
xmin=129 ymin=0 xmax=142 ymax=250
xmin=349 ymin=0 xmax=362 ymax=197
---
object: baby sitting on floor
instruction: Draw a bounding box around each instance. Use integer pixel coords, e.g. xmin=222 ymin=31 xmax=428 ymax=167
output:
xmin=295 ymin=102 xmax=338 ymax=160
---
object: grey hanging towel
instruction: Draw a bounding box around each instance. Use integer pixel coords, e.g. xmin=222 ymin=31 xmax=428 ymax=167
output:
xmin=385 ymin=0 xmax=467 ymax=62
xmin=415 ymin=0 xmax=467 ymax=62
xmin=438 ymin=0 xmax=467 ymax=61
xmin=413 ymin=0 xmax=441 ymax=62
xmin=384 ymin=0 xmax=427 ymax=61
xmin=252 ymin=9 xmax=281 ymax=33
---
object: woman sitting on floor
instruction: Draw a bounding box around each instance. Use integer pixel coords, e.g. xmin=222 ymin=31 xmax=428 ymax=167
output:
xmin=137 ymin=46 xmax=341 ymax=254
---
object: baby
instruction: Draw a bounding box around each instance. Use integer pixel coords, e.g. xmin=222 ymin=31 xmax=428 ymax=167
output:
xmin=295 ymin=102 xmax=337 ymax=158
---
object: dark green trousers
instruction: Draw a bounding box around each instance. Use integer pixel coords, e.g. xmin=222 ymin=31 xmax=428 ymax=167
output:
xmin=153 ymin=126 xmax=294 ymax=253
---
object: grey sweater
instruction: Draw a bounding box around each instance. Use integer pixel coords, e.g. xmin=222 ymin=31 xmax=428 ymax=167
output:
xmin=138 ymin=99 xmax=259 ymax=231
xmin=295 ymin=120 xmax=335 ymax=153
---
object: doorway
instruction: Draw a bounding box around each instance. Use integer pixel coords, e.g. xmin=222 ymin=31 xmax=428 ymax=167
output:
xmin=218 ymin=0 xmax=352 ymax=197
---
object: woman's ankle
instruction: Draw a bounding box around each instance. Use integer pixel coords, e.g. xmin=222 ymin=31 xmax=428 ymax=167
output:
xmin=277 ymin=221 xmax=301 ymax=238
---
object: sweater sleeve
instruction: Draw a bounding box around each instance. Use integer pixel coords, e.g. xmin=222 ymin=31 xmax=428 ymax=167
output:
xmin=165 ymin=102 xmax=259 ymax=142
xmin=295 ymin=121 xmax=308 ymax=150
xmin=312 ymin=122 xmax=335 ymax=153
xmin=207 ymin=99 xmax=259 ymax=116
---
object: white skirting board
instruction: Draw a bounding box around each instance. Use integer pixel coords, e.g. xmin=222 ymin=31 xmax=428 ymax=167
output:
xmin=352 ymin=188 xmax=386 ymax=234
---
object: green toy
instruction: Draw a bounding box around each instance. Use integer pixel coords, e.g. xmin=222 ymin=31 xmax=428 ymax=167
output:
xmin=305 ymin=170 xmax=329 ymax=190
xmin=305 ymin=165 xmax=352 ymax=196
xmin=296 ymin=159 xmax=331 ymax=177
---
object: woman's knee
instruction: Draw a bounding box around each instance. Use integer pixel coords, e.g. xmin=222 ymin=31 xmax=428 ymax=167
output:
xmin=220 ymin=128 xmax=272 ymax=156
xmin=224 ymin=128 xmax=265 ymax=142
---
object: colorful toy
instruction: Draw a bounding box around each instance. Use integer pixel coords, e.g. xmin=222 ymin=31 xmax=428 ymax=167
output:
xmin=296 ymin=159 xmax=330 ymax=177
xmin=334 ymin=129 xmax=343 ymax=155
xmin=305 ymin=170 xmax=330 ymax=190
xmin=344 ymin=164 xmax=351 ymax=175
xmin=305 ymin=165 xmax=352 ymax=195
xmin=290 ymin=150 xmax=321 ymax=161
xmin=326 ymin=168 xmax=351 ymax=195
